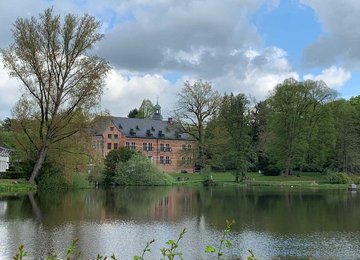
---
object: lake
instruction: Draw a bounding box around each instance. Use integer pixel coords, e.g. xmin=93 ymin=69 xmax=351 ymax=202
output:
xmin=0 ymin=186 xmax=360 ymax=259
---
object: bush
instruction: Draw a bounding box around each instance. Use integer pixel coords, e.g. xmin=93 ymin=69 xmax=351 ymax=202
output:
xmin=258 ymin=155 xmax=281 ymax=176
xmin=71 ymin=172 xmax=91 ymax=189
xmin=0 ymin=171 xmax=26 ymax=179
xmin=37 ymin=161 xmax=68 ymax=190
xmin=327 ymin=172 xmax=350 ymax=184
xmin=114 ymin=153 xmax=173 ymax=186
xmin=103 ymin=147 xmax=136 ymax=185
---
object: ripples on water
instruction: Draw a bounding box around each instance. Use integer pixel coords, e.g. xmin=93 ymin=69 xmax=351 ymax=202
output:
xmin=0 ymin=187 xmax=360 ymax=259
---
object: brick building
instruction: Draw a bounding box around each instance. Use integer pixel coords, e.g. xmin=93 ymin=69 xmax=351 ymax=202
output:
xmin=93 ymin=103 xmax=195 ymax=173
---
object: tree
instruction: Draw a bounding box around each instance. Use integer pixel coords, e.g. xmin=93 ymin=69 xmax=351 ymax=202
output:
xmin=0 ymin=118 xmax=12 ymax=132
xmin=103 ymin=147 xmax=135 ymax=185
xmin=265 ymin=78 xmax=336 ymax=175
xmin=138 ymin=99 xmax=154 ymax=119
xmin=128 ymin=108 xmax=139 ymax=118
xmin=1 ymin=8 xmax=110 ymax=183
xmin=206 ymin=93 xmax=254 ymax=181
xmin=174 ymin=80 xmax=221 ymax=170
xmin=328 ymin=99 xmax=360 ymax=173
xmin=221 ymin=93 xmax=255 ymax=181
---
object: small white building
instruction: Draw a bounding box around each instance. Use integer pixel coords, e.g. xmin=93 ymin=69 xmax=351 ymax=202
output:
xmin=0 ymin=146 xmax=11 ymax=172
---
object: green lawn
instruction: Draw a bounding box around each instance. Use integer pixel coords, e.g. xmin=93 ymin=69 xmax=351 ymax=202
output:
xmin=169 ymin=171 xmax=350 ymax=189
xmin=0 ymin=179 xmax=36 ymax=194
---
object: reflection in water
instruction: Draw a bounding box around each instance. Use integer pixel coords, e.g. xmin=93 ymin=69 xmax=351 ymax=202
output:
xmin=0 ymin=186 xmax=360 ymax=259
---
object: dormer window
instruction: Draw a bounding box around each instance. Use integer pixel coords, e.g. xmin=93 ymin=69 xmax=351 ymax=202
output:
xmin=158 ymin=130 xmax=164 ymax=137
xmin=146 ymin=129 xmax=153 ymax=137
xmin=130 ymin=128 xmax=136 ymax=136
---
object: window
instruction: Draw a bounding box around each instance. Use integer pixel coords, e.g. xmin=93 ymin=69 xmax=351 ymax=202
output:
xmin=143 ymin=143 xmax=153 ymax=151
xmin=165 ymin=156 xmax=171 ymax=164
xmin=160 ymin=156 xmax=165 ymax=164
xmin=188 ymin=144 xmax=192 ymax=150
xmin=160 ymin=144 xmax=165 ymax=152
xmin=110 ymin=127 xmax=114 ymax=131
xmin=131 ymin=142 xmax=136 ymax=150
xmin=114 ymin=134 xmax=118 ymax=139
xmin=108 ymin=134 xmax=112 ymax=139
xmin=165 ymin=144 xmax=171 ymax=152
xmin=125 ymin=142 xmax=130 ymax=149
xmin=114 ymin=143 xmax=118 ymax=149
xmin=182 ymin=144 xmax=186 ymax=150
xmin=107 ymin=143 xmax=112 ymax=150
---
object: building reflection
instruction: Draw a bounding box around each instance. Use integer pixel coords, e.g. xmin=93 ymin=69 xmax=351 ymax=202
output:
xmin=150 ymin=186 xmax=198 ymax=221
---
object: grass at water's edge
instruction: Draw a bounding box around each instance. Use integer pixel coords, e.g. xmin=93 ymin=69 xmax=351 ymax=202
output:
xmin=169 ymin=172 xmax=351 ymax=190
xmin=0 ymin=171 xmax=353 ymax=195
xmin=0 ymin=179 xmax=36 ymax=195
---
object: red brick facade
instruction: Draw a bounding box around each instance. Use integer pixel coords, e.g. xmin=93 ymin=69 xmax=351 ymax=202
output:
xmin=93 ymin=119 xmax=195 ymax=173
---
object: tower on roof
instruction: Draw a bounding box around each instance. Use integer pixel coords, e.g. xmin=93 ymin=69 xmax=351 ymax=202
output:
xmin=152 ymin=99 xmax=163 ymax=121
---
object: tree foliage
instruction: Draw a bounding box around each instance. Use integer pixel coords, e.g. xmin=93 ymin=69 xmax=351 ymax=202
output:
xmin=1 ymin=8 xmax=110 ymax=183
xmin=206 ymin=93 xmax=255 ymax=180
xmin=174 ymin=80 xmax=221 ymax=170
xmin=114 ymin=153 xmax=173 ymax=186
xmin=265 ymin=78 xmax=337 ymax=175
xmin=103 ymin=147 xmax=135 ymax=185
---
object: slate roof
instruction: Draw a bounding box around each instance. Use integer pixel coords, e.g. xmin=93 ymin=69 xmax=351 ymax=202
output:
xmin=112 ymin=117 xmax=193 ymax=140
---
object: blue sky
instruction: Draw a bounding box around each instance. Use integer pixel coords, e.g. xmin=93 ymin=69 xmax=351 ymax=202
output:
xmin=0 ymin=0 xmax=359 ymax=119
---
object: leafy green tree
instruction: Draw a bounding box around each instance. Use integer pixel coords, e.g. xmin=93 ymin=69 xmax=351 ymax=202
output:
xmin=1 ymin=8 xmax=110 ymax=183
xmin=128 ymin=108 xmax=139 ymax=118
xmin=103 ymin=147 xmax=135 ymax=185
xmin=206 ymin=93 xmax=254 ymax=181
xmin=174 ymin=80 xmax=221 ymax=171
xmin=0 ymin=118 xmax=12 ymax=132
xmin=266 ymin=78 xmax=336 ymax=175
xmin=114 ymin=153 xmax=173 ymax=186
xmin=328 ymin=99 xmax=360 ymax=173
xmin=250 ymin=100 xmax=272 ymax=173
xmin=137 ymin=99 xmax=154 ymax=119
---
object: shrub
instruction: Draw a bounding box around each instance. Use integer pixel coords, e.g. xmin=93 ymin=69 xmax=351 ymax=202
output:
xmin=327 ymin=172 xmax=350 ymax=184
xmin=114 ymin=153 xmax=173 ymax=186
xmin=258 ymin=155 xmax=281 ymax=176
xmin=71 ymin=172 xmax=92 ymax=189
xmin=37 ymin=161 xmax=68 ymax=190
xmin=103 ymin=147 xmax=136 ymax=185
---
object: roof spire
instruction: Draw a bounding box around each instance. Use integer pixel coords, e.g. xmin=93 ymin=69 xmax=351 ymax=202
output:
xmin=152 ymin=97 xmax=163 ymax=121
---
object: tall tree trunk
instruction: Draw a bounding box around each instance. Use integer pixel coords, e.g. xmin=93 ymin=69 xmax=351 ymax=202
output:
xmin=29 ymin=140 xmax=50 ymax=184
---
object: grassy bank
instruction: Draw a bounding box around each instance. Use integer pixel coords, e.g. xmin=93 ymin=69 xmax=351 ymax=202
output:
xmin=170 ymin=172 xmax=351 ymax=189
xmin=0 ymin=179 xmax=36 ymax=194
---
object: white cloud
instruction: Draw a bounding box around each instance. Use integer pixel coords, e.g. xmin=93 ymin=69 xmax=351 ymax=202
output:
xmin=212 ymin=47 xmax=299 ymax=100
xmin=0 ymin=62 xmax=22 ymax=119
xmin=102 ymin=69 xmax=174 ymax=117
xmin=301 ymin=0 xmax=360 ymax=69
xmin=303 ymin=66 xmax=351 ymax=89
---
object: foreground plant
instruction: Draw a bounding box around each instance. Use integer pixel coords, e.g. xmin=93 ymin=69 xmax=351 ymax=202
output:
xmin=12 ymin=222 xmax=257 ymax=259
xmin=12 ymin=245 xmax=27 ymax=260
xmin=205 ymin=220 xmax=235 ymax=259
xmin=160 ymin=228 xmax=186 ymax=260
xmin=134 ymin=239 xmax=155 ymax=260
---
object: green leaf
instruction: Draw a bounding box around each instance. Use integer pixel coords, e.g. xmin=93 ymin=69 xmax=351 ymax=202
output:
xmin=225 ymin=240 xmax=232 ymax=248
xmin=205 ymin=246 xmax=216 ymax=253
xmin=166 ymin=239 xmax=175 ymax=245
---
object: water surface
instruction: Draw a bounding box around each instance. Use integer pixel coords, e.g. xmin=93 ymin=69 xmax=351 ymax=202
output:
xmin=0 ymin=186 xmax=359 ymax=259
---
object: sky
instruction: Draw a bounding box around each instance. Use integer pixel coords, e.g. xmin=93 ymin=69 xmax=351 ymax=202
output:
xmin=0 ymin=0 xmax=359 ymax=119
